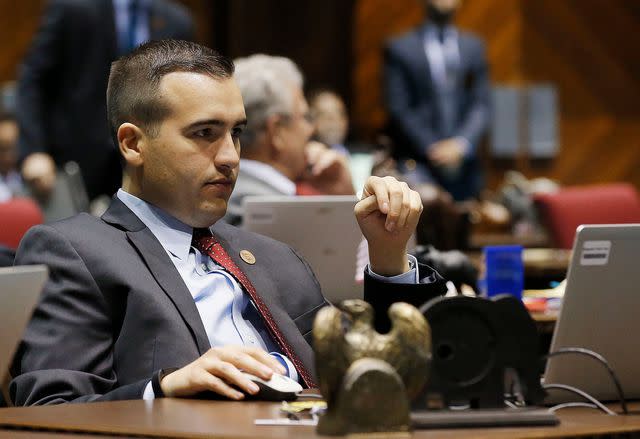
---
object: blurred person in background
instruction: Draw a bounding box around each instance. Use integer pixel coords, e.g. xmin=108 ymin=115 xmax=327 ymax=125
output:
xmin=224 ymin=55 xmax=355 ymax=226
xmin=383 ymin=0 xmax=490 ymax=201
xmin=308 ymin=88 xmax=350 ymax=157
xmin=16 ymin=0 xmax=194 ymax=203
xmin=0 ymin=111 xmax=23 ymax=202
xmin=308 ymin=88 xmax=390 ymax=195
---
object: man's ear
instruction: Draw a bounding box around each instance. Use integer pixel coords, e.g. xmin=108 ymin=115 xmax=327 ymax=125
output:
xmin=117 ymin=123 xmax=146 ymax=166
xmin=265 ymin=114 xmax=285 ymax=153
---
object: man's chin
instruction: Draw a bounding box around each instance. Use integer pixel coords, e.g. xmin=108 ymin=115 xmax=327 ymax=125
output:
xmin=186 ymin=199 xmax=226 ymax=228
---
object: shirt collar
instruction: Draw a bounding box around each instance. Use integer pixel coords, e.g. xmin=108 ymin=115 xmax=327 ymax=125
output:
xmin=117 ymin=189 xmax=197 ymax=261
xmin=424 ymin=25 xmax=457 ymax=42
xmin=239 ymin=159 xmax=296 ymax=195
xmin=113 ymin=0 xmax=151 ymax=8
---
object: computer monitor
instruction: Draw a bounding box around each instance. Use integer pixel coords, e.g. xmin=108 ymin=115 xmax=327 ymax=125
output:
xmin=544 ymin=224 xmax=640 ymax=402
xmin=243 ymin=195 xmax=364 ymax=304
xmin=0 ymin=265 xmax=48 ymax=403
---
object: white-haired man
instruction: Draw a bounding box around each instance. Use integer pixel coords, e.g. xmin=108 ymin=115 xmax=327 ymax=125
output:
xmin=224 ymin=54 xmax=354 ymax=226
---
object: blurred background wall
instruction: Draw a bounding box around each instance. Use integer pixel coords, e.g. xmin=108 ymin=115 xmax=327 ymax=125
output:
xmin=1 ymin=0 xmax=638 ymax=190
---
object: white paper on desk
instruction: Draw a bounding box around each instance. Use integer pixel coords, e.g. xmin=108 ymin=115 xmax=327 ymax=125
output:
xmin=255 ymin=418 xmax=318 ymax=426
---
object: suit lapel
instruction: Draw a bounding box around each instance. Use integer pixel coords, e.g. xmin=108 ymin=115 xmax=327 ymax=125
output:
xmin=211 ymin=222 xmax=316 ymax=372
xmin=102 ymin=198 xmax=211 ymax=355
xmin=409 ymin=25 xmax=437 ymax=97
xmin=456 ymin=32 xmax=472 ymax=80
xmin=211 ymin=223 xmax=282 ymax=321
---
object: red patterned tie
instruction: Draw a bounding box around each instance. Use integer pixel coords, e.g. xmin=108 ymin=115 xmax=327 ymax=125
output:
xmin=192 ymin=228 xmax=316 ymax=388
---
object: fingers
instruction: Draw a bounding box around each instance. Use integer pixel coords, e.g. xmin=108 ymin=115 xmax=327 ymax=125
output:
xmin=385 ymin=179 xmax=405 ymax=232
xmin=407 ymin=189 xmax=424 ymax=229
xmin=21 ymin=152 xmax=57 ymax=198
xmin=196 ymin=366 xmax=250 ymax=400
xmin=309 ymin=148 xmax=344 ymax=177
xmin=213 ymin=347 xmax=281 ymax=379
xmin=427 ymin=144 xmax=449 ymax=165
xmin=242 ymin=348 xmax=288 ymax=376
xmin=304 ymin=141 xmax=327 ymax=171
xmin=354 ymin=193 xmax=381 ymax=218
xmin=395 ymin=182 xmax=412 ymax=230
xmin=428 ymin=140 xmax=463 ymax=166
xmin=358 ymin=176 xmax=423 ymax=233
xmin=361 ymin=176 xmax=391 ymax=214
xmin=310 ymin=151 xmax=335 ymax=176
xmin=161 ymin=346 xmax=289 ymax=400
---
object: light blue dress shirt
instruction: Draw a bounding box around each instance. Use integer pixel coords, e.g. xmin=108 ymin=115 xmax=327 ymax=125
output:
xmin=115 ymin=189 xmax=418 ymax=399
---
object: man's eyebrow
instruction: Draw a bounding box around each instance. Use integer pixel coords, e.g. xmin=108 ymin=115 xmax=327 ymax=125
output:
xmin=185 ymin=118 xmax=247 ymax=130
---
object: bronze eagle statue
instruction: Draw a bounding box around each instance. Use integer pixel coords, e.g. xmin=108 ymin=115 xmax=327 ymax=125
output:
xmin=313 ymin=299 xmax=432 ymax=404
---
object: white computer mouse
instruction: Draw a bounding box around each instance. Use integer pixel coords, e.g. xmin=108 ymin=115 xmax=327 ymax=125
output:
xmin=241 ymin=372 xmax=303 ymax=401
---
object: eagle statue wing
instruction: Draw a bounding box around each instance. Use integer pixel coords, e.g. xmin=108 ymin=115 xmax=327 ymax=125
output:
xmin=382 ymin=302 xmax=431 ymax=400
xmin=313 ymin=305 xmax=348 ymax=403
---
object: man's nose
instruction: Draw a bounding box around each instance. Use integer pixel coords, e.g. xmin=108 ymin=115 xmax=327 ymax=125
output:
xmin=215 ymin=133 xmax=240 ymax=169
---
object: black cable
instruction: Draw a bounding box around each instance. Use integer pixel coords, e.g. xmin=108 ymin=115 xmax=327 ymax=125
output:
xmin=543 ymin=383 xmax=616 ymax=415
xmin=542 ymin=347 xmax=628 ymax=414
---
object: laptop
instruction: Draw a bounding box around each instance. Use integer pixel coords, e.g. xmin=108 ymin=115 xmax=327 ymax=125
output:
xmin=543 ymin=224 xmax=640 ymax=402
xmin=243 ymin=195 xmax=364 ymax=304
xmin=0 ymin=265 xmax=48 ymax=395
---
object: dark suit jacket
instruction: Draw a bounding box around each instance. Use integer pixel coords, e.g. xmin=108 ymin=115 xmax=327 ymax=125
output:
xmin=384 ymin=24 xmax=490 ymax=200
xmin=16 ymin=0 xmax=193 ymax=200
xmin=10 ymin=197 xmax=446 ymax=405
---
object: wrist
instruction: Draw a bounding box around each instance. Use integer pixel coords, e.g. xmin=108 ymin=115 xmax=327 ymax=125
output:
xmin=154 ymin=367 xmax=179 ymax=398
xmin=368 ymin=245 xmax=409 ymax=276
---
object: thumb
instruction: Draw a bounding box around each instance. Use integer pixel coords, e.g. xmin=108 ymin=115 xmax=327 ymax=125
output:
xmin=354 ymin=194 xmax=380 ymax=219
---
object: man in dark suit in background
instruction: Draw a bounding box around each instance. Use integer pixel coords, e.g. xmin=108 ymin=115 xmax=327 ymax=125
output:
xmin=17 ymin=0 xmax=193 ymax=203
xmin=11 ymin=40 xmax=446 ymax=405
xmin=384 ymin=0 xmax=490 ymax=201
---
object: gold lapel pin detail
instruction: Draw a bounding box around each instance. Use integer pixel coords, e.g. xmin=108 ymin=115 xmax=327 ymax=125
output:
xmin=240 ymin=250 xmax=256 ymax=265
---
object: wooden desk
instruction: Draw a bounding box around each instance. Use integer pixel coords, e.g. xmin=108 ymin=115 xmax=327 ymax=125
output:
xmin=0 ymin=432 xmax=125 ymax=439
xmin=469 ymin=232 xmax=550 ymax=250
xmin=2 ymin=399 xmax=640 ymax=438
xmin=523 ymin=248 xmax=571 ymax=280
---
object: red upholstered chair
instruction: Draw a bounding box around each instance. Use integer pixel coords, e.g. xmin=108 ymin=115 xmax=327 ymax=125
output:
xmin=533 ymin=183 xmax=640 ymax=248
xmin=0 ymin=197 xmax=44 ymax=249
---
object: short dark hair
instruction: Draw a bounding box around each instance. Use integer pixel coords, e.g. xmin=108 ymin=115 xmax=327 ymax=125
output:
xmin=107 ymin=39 xmax=234 ymax=139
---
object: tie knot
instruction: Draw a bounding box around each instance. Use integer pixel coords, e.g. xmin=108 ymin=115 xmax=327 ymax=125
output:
xmin=192 ymin=228 xmax=215 ymax=252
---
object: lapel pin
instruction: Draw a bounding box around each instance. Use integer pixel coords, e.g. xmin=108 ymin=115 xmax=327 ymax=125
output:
xmin=240 ymin=250 xmax=256 ymax=265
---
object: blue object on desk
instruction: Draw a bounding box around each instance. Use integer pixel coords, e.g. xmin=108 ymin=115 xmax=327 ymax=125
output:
xmin=479 ymin=245 xmax=524 ymax=299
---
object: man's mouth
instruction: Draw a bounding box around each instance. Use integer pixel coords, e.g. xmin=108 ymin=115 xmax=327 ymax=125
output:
xmin=206 ymin=179 xmax=233 ymax=185
xmin=204 ymin=178 xmax=234 ymax=193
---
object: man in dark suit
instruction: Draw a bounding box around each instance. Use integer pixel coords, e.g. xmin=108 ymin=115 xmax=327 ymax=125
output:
xmin=384 ymin=0 xmax=490 ymax=201
xmin=17 ymin=0 xmax=193 ymax=202
xmin=11 ymin=40 xmax=446 ymax=405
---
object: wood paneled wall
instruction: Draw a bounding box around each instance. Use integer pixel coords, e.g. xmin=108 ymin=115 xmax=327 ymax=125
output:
xmin=212 ymin=0 xmax=354 ymax=106
xmin=3 ymin=1 xmax=638 ymax=190
xmin=354 ymin=0 xmax=640 ymax=190
xmin=0 ymin=0 xmax=354 ymax=111
xmin=0 ymin=1 xmax=44 ymax=82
